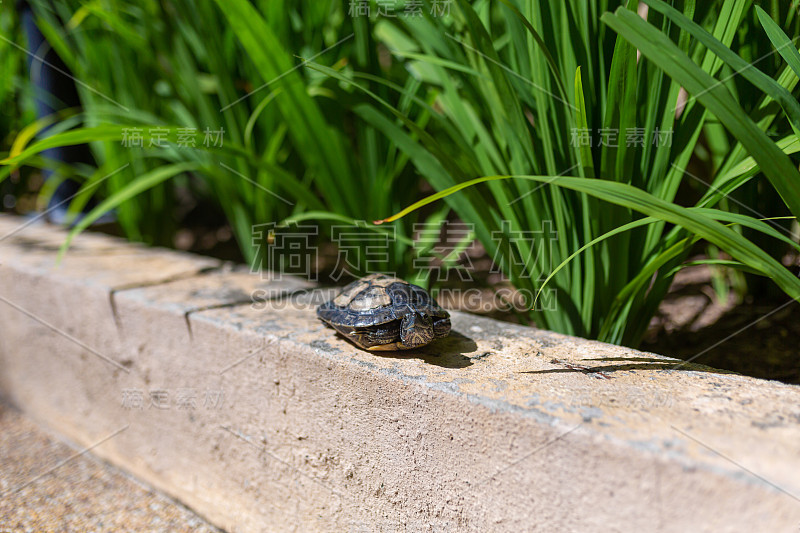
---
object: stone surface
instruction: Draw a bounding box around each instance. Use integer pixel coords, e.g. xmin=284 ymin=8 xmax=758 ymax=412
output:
xmin=0 ymin=213 xmax=799 ymax=532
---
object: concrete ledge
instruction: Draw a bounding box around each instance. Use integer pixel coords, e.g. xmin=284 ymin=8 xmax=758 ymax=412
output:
xmin=1 ymin=213 xmax=799 ymax=532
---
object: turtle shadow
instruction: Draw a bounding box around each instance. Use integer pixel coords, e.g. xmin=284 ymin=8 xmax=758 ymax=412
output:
xmin=363 ymin=331 xmax=478 ymax=369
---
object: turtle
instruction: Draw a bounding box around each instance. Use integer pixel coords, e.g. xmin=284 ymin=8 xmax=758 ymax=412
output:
xmin=316 ymin=273 xmax=451 ymax=351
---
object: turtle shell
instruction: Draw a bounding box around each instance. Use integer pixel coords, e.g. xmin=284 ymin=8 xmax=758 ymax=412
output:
xmin=316 ymin=273 xmax=450 ymax=350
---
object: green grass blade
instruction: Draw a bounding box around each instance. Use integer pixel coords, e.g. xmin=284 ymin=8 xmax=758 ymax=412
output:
xmin=755 ymin=6 xmax=800 ymax=81
xmin=58 ymin=162 xmax=199 ymax=259
xmin=602 ymin=7 xmax=800 ymax=218
xmin=210 ymin=0 xmax=354 ymax=213
xmin=642 ymin=0 xmax=800 ymax=132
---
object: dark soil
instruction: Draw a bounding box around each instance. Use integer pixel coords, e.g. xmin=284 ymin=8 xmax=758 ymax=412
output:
xmin=641 ymin=265 xmax=800 ymax=385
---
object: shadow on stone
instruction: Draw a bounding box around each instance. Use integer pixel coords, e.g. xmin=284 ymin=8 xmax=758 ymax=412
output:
xmin=524 ymin=355 xmax=737 ymax=376
xmin=365 ymin=330 xmax=478 ymax=369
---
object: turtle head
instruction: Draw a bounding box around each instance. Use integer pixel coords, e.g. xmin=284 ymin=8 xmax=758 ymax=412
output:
xmin=400 ymin=309 xmax=434 ymax=348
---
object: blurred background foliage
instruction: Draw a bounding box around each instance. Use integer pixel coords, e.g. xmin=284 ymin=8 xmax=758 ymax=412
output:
xmin=1 ymin=0 xmax=799 ymax=348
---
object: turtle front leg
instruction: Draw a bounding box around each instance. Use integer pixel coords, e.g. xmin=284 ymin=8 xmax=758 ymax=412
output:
xmin=433 ymin=316 xmax=451 ymax=339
